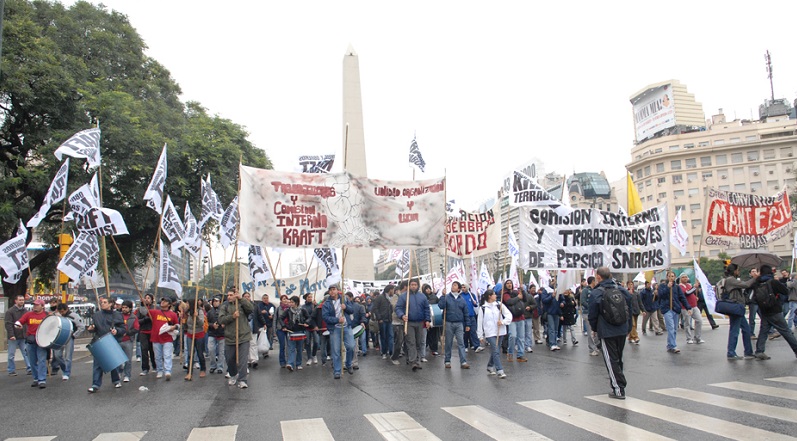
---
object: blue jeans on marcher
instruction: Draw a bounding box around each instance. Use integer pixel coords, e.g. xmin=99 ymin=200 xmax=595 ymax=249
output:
xmin=117 ymin=340 xmax=133 ymax=379
xmin=305 ymin=330 xmax=319 ymax=360
xmin=52 ymin=338 xmax=76 ymax=377
xmin=546 ymin=314 xmax=560 ymax=347
xmin=208 ymin=337 xmax=226 ymax=372
xmin=787 ymin=302 xmax=797 ymax=329
xmin=444 ymin=321 xmax=468 ymax=364
xmin=7 ymin=338 xmax=30 ymax=374
xmin=92 ymin=358 xmax=120 ymax=388
xmin=153 ymin=341 xmax=174 ymax=374
xmin=727 ymin=314 xmax=753 ymax=357
xmin=664 ymin=310 xmax=679 ymax=350
xmin=28 ymin=343 xmax=47 ymax=383
xmin=748 ymin=303 xmax=759 ymax=335
xmin=277 ymin=329 xmax=288 ymax=367
xmin=379 ymin=321 xmax=394 ymax=356
xmin=287 ymin=338 xmax=302 ymax=369
xmin=508 ymin=320 xmax=525 ymax=357
xmin=486 ymin=336 xmax=504 ymax=373
xmin=467 ymin=318 xmax=480 ymax=350
xmin=329 ymin=325 xmax=354 ymax=375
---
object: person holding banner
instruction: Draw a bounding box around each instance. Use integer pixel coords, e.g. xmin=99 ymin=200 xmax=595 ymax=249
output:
xmin=321 ymin=286 xmax=355 ymax=379
xmin=206 ymin=296 xmax=226 ymax=374
xmin=218 ymin=288 xmax=254 ymax=388
xmin=86 ymin=297 xmax=127 ymax=393
xmin=657 ymin=271 xmax=690 ymax=354
xmin=438 ymin=281 xmax=470 ymax=369
xmin=14 ymin=300 xmax=48 ymax=388
xmin=718 ymin=264 xmax=756 ymax=360
xmin=396 ymin=279 xmax=431 ymax=372
xmin=6 ymin=294 xmax=31 ymax=376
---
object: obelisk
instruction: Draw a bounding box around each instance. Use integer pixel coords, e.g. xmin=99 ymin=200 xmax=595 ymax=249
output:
xmin=342 ymin=46 xmax=376 ymax=281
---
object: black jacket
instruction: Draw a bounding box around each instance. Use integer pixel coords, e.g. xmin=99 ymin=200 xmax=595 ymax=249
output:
xmin=91 ymin=309 xmax=126 ymax=343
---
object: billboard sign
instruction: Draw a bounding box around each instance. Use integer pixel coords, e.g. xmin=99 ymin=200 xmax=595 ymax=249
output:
xmin=632 ymin=84 xmax=676 ymax=141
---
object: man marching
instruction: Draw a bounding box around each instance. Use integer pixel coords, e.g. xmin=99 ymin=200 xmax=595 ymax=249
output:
xmin=6 ymin=294 xmax=31 ymax=376
xmin=321 ymin=286 xmax=356 ymax=379
xmin=87 ymin=297 xmax=127 ymax=393
xmin=53 ymin=303 xmax=85 ymax=381
xmin=438 ymin=281 xmax=470 ymax=369
xmin=218 ymin=288 xmax=254 ymax=389
xmin=395 ymin=278 xmax=431 ymax=372
xmin=15 ymin=299 xmax=48 ymax=388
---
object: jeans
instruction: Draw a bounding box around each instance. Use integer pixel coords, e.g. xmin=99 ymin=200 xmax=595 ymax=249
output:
xmin=287 ymin=338 xmax=303 ymax=368
xmin=748 ymin=303 xmax=759 ymax=335
xmin=186 ymin=335 xmax=206 ymax=372
xmin=391 ymin=324 xmax=405 ymax=362
xmin=727 ymin=314 xmax=753 ymax=357
xmin=359 ymin=330 xmax=368 ymax=355
xmin=28 ymin=343 xmax=48 ymax=383
xmin=486 ymin=336 xmax=504 ymax=373
xmin=756 ymin=312 xmax=797 ymax=355
xmin=329 ymin=325 xmax=355 ymax=375
xmin=788 ymin=302 xmax=797 ymax=329
xmin=663 ymin=310 xmax=679 ymax=350
xmin=546 ymin=314 xmax=560 ymax=347
xmin=524 ymin=318 xmax=534 ymax=348
xmin=208 ymin=337 xmax=226 ymax=371
xmin=508 ymin=321 xmax=525 ymax=357
xmin=92 ymin=358 xmax=120 ymax=388
xmin=276 ymin=329 xmax=288 ymax=366
xmin=117 ymin=340 xmax=133 ymax=379
xmin=7 ymin=338 xmax=30 ymax=374
xmin=444 ymin=321 xmax=467 ymax=364
xmin=305 ymin=330 xmax=320 ymax=360
xmin=466 ymin=318 xmax=480 ymax=350
xmin=320 ymin=331 xmax=330 ymax=361
xmin=379 ymin=322 xmax=394 ymax=356
xmin=582 ymin=307 xmax=590 ymax=334
xmin=153 ymin=341 xmax=174 ymax=374
xmin=225 ymin=341 xmax=250 ymax=383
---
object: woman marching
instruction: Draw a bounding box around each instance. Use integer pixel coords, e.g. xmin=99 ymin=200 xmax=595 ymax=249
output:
xmin=477 ymin=290 xmax=512 ymax=379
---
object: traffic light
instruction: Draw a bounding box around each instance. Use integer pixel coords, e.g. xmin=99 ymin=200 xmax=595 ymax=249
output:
xmin=723 ymin=259 xmax=731 ymax=268
xmin=58 ymin=234 xmax=73 ymax=284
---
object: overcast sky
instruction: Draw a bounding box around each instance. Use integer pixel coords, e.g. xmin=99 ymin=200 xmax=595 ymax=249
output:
xmin=64 ymin=1 xmax=797 ymax=276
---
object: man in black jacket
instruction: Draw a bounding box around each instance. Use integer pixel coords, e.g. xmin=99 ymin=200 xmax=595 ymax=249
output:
xmin=371 ymin=285 xmax=395 ymax=359
xmin=87 ymin=297 xmax=126 ymax=393
xmin=206 ymin=296 xmax=226 ymax=374
xmin=754 ymin=265 xmax=797 ymax=360
xmin=302 ymin=293 xmax=319 ymax=366
xmin=5 ymin=294 xmax=31 ymax=376
xmin=134 ymin=293 xmax=156 ymax=376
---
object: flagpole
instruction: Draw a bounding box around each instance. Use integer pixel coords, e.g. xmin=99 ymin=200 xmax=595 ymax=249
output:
xmin=234 ymin=157 xmax=242 ymax=366
xmin=142 ymin=198 xmax=168 ymax=298
xmin=96 ymin=166 xmax=112 ymax=296
xmin=404 ymin=249 xmax=413 ymax=335
xmin=185 ymin=240 xmax=204 ymax=381
xmin=56 ymin=196 xmax=68 ymax=302
xmin=110 ymin=236 xmax=143 ymax=302
xmin=441 ymin=169 xmax=448 ymax=356
xmin=695 ymin=186 xmax=710 ymax=261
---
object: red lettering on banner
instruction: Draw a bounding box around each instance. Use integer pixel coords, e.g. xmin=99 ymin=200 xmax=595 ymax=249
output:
xmin=706 ymin=191 xmax=791 ymax=242
xmin=398 ymin=213 xmax=419 ymax=223
xmin=282 ymin=229 xmax=325 ymax=246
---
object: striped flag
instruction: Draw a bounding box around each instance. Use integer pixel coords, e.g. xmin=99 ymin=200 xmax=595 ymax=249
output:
xmin=408 ymin=136 xmax=426 ymax=172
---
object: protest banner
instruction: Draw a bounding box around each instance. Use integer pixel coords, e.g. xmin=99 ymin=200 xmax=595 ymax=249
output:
xmin=0 ymin=221 xmax=29 ymax=282
xmin=57 ymin=233 xmax=98 ymax=282
xmin=143 ymin=144 xmax=167 ymax=214
xmin=445 ymin=202 xmax=501 ymax=257
xmin=53 ymin=128 xmax=101 ymax=170
xmin=239 ymin=265 xmax=327 ymax=302
xmin=161 ymin=196 xmax=186 ymax=254
xmin=517 ymin=205 xmax=670 ymax=272
xmin=27 ymin=159 xmax=70 ymax=228
xmin=704 ymin=187 xmax=792 ymax=249
xmin=76 ymin=207 xmax=129 ymax=237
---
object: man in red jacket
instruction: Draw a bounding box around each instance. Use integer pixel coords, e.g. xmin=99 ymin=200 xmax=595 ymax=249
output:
xmin=15 ymin=300 xmax=49 ymax=388
xmin=150 ymin=297 xmax=179 ymax=380
xmin=679 ymin=274 xmax=704 ymax=344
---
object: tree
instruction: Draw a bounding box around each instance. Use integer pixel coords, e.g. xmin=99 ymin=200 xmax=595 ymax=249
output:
xmin=0 ymin=1 xmax=271 ymax=300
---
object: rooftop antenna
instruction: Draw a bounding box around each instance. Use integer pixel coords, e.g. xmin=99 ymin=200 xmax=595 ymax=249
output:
xmin=765 ymin=50 xmax=775 ymax=101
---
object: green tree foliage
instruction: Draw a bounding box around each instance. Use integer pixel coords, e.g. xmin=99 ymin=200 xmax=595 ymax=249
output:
xmin=1 ymin=0 xmax=271 ymax=298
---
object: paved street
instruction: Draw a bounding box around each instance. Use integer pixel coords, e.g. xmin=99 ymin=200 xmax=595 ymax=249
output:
xmin=2 ymin=320 xmax=797 ymax=441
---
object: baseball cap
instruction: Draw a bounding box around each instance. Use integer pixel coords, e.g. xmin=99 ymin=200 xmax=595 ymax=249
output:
xmin=115 ymin=298 xmax=124 ymax=305
xmin=33 ymin=299 xmax=45 ymax=306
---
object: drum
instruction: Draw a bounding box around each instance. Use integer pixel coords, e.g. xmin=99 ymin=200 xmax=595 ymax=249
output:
xmin=36 ymin=316 xmax=72 ymax=349
xmin=289 ymin=332 xmax=307 ymax=341
xmin=430 ymin=304 xmax=444 ymax=327
xmin=88 ymin=333 xmax=128 ymax=373
xmin=352 ymin=324 xmax=365 ymax=339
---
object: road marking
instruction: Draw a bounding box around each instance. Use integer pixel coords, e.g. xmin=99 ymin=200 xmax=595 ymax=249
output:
xmin=519 ymin=399 xmax=674 ymax=441
xmin=93 ymin=433 xmax=147 ymax=441
xmin=587 ymin=394 xmax=795 ymax=441
xmin=186 ymin=426 xmax=237 ymax=441
xmin=364 ymin=411 xmax=441 ymax=441
xmin=5 ymin=437 xmax=56 ymax=441
xmin=653 ymin=387 xmax=797 ymax=423
xmin=442 ymin=405 xmax=551 ymax=440
xmin=711 ymin=381 xmax=797 ymax=401
xmin=766 ymin=376 xmax=797 ymax=385
xmin=281 ymin=418 xmax=334 ymax=441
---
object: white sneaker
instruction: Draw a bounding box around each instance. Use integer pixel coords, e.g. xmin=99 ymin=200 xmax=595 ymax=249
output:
xmin=487 ymin=367 xmax=496 ymax=375
xmin=687 ymin=339 xmax=694 ymax=344
xmin=228 ymin=375 xmax=238 ymax=386
xmin=123 ymin=376 xmax=130 ymax=383
xmin=156 ymin=372 xmax=163 ymax=379
xmin=313 ymin=356 xmax=318 ymax=364
xmin=306 ymin=360 xmax=312 ymax=366
xmin=464 ymin=348 xmax=468 ymax=353
xmin=237 ymin=381 xmax=248 ymax=389
xmin=297 ymin=365 xmax=303 ymax=370
xmin=225 ymin=373 xmax=231 ymax=378
xmin=475 ymin=347 xmax=485 ymax=353
xmin=136 ymin=357 xmax=141 ymax=362
xmin=421 ymin=358 xmax=428 ymax=362
xmin=381 ymin=354 xmax=387 ymax=360
xmin=62 ymin=375 xmax=69 ymax=381
xmin=497 ymin=371 xmax=507 ymax=379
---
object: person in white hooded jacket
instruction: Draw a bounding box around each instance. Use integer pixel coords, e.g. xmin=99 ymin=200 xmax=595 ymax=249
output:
xmin=477 ymin=290 xmax=513 ymax=379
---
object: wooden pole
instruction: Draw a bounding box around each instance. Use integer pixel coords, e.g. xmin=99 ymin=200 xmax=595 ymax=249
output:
xmin=186 ymin=240 xmax=204 ymax=381
xmin=110 ymin=236 xmax=143 ymax=302
xmin=234 ymin=157 xmax=242 ymax=367
xmin=56 ymin=197 xmax=68 ymax=302
xmin=340 ymin=248 xmax=348 ymax=360
xmin=404 ymin=249 xmax=413 ymax=335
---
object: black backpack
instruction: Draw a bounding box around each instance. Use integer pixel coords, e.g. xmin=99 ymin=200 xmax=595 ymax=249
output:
xmin=754 ymin=281 xmax=779 ymax=312
xmin=600 ymin=287 xmax=629 ymax=326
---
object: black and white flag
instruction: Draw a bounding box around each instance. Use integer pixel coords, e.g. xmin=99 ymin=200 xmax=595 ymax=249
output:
xmin=220 ymin=196 xmax=239 ymax=249
xmin=509 ymin=170 xmax=573 ymax=215
xmin=27 ymin=159 xmax=70 ymax=228
xmin=395 ymin=249 xmax=410 ymax=278
xmin=64 ymin=177 xmax=100 ymax=222
xmin=313 ymin=248 xmax=341 ymax=285
xmin=157 ymin=241 xmax=182 ymax=298
xmin=408 ymin=137 xmax=426 ymax=173
xmin=143 ymin=144 xmax=167 ymax=214
xmin=248 ymin=244 xmax=273 ymax=285
xmin=76 ymin=207 xmax=129 ymax=237
xmin=199 ymin=175 xmax=224 ymax=228
xmin=160 ymin=196 xmax=186 ymax=256
xmin=184 ymin=203 xmax=203 ymax=258
xmin=54 ymin=128 xmax=101 ymax=170
xmin=57 ymin=232 xmax=98 ymax=282
xmin=0 ymin=220 xmax=29 ymax=283
xmin=298 ymin=154 xmax=335 ymax=174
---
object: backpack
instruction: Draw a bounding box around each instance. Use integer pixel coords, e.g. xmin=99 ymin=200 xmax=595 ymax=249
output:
xmin=508 ymin=296 xmax=525 ymax=318
xmin=754 ymin=281 xmax=779 ymax=312
xmin=600 ymin=287 xmax=629 ymax=326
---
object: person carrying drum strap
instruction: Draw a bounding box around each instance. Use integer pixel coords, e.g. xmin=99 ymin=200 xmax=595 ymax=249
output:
xmin=87 ymin=297 xmax=127 ymax=393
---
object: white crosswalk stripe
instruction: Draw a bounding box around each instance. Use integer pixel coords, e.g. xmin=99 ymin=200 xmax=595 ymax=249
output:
xmin=442 ymin=405 xmax=552 ymax=440
xmin=186 ymin=426 xmax=237 ymax=441
xmin=711 ymin=381 xmax=797 ymax=401
xmin=587 ymin=394 xmax=796 ymax=441
xmin=519 ymin=399 xmax=675 ymax=441
xmin=365 ymin=411 xmax=442 ymax=441
xmin=92 ymin=433 xmax=146 ymax=441
xmin=653 ymin=387 xmax=797 ymax=423
xmin=5 ymin=437 xmax=56 ymax=441
xmin=281 ymin=418 xmax=335 ymax=441
xmin=765 ymin=376 xmax=797 ymax=385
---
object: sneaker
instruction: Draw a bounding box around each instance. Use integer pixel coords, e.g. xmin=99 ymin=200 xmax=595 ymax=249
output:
xmin=464 ymin=348 xmax=468 ymax=353
xmin=727 ymin=355 xmax=743 ymax=360
xmin=391 ymin=360 xmax=400 ymax=365
xmin=590 ymin=350 xmax=600 ymax=356
xmin=286 ymin=365 xmax=294 ymax=372
xmin=497 ymin=371 xmax=507 ymax=379
xmin=165 ymin=373 xmax=171 ymax=381
xmin=711 ymin=325 xmax=720 ymax=330
xmin=38 ymin=382 xmax=46 ymax=389
xmin=655 ymin=332 xmax=664 ymax=335
xmin=347 ymin=366 xmax=354 ymax=375
xmin=475 ymin=347 xmax=485 ymax=353
xmin=136 ymin=357 xmax=141 ymax=362
xmin=411 ymin=364 xmax=421 ymax=372
xmin=608 ymin=391 xmax=625 ymax=400
xmin=743 ymin=355 xmax=756 ymax=360
xmin=306 ymin=360 xmax=312 ymax=366
xmin=88 ymin=386 xmax=98 ymax=393
xmin=572 ymin=340 xmax=579 ymax=346
xmin=114 ymin=383 xmax=121 ymax=388
xmin=461 ymin=363 xmax=470 ymax=369
xmin=561 ymin=340 xmax=567 ymax=345
xmin=487 ymin=368 xmax=496 ymax=375
xmin=156 ymin=372 xmax=163 ymax=379
xmin=535 ymin=340 xmax=543 ymax=344
xmin=549 ymin=346 xmax=556 ymax=351
xmin=667 ymin=348 xmax=681 ymax=353
xmin=553 ymin=346 xmax=561 ymax=351
xmin=755 ymin=353 xmax=771 ymax=360
xmin=217 ymin=369 xmax=224 ymax=374
xmin=526 ymin=347 xmax=533 ymax=353
xmin=686 ymin=339 xmax=694 ymax=344
xmin=583 ymin=331 xmax=588 ymax=336
xmin=62 ymin=375 xmax=69 ymax=381
xmin=421 ymin=358 xmax=428 ymax=363
xmin=313 ymin=356 xmax=318 ymax=364
xmin=224 ymin=372 xmax=231 ymax=378
xmin=123 ymin=376 xmax=130 ymax=383
xmin=445 ymin=362 xmax=451 ymax=368
xmin=31 ymin=381 xmax=38 ymax=387
xmin=297 ymin=366 xmax=303 ymax=370
xmin=237 ymin=381 xmax=248 ymax=389
xmin=382 ymin=354 xmax=387 ymax=360
xmin=228 ymin=376 xmax=238 ymax=386
xmin=516 ymin=357 xmax=528 ymax=363
xmin=8 ymin=372 xmax=17 ymax=377
xmin=695 ymin=339 xmax=705 ymax=344
xmin=334 ymin=373 xmax=341 ymax=379
xmin=139 ymin=371 xmax=149 ymax=376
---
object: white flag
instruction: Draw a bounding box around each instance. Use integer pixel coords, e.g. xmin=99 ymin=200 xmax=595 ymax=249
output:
xmin=248 ymin=245 xmax=273 ymax=284
xmin=470 ymin=255 xmax=478 ymax=288
xmin=220 ymin=196 xmax=239 ymax=249
xmin=670 ymin=208 xmax=689 ymax=257
xmin=509 ymin=258 xmax=520 ymax=291
xmin=184 ymin=203 xmax=203 ymax=258
xmin=538 ymin=269 xmax=551 ymax=290
xmin=27 ymin=159 xmax=70 ymax=228
xmin=387 ymin=249 xmax=403 ymax=263
xmin=408 ymin=136 xmax=426 ymax=172
xmin=64 ymin=178 xmax=100 ymax=222
xmin=76 ymin=207 xmax=129 ymax=236
xmin=477 ymin=261 xmax=492 ymax=295
xmin=161 ymin=196 xmax=186 ymax=256
xmin=57 ymin=233 xmax=98 ymax=282
xmin=508 ymin=226 xmax=520 ymax=260
xmin=0 ymin=221 xmax=29 ymax=282
xmin=694 ymin=258 xmax=717 ymax=316
xmin=314 ymin=248 xmax=341 ymax=286
xmin=143 ymin=144 xmax=167 ymax=214
xmin=53 ymin=128 xmax=101 ymax=170
xmin=158 ymin=241 xmax=182 ymax=298
xmin=395 ymin=249 xmax=410 ymax=278
xmin=526 ymin=269 xmax=539 ymax=290
xmin=510 ymin=170 xmax=573 ymax=216
xmin=199 ymin=175 xmax=224 ymax=228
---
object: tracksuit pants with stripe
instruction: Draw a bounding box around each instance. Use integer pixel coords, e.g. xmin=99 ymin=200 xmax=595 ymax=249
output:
xmin=600 ymin=335 xmax=626 ymax=395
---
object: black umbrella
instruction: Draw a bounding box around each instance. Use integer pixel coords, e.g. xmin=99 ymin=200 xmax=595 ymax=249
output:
xmin=730 ymin=250 xmax=783 ymax=269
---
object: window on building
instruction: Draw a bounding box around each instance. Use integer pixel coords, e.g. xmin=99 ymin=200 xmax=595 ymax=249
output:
xmin=700 ymin=156 xmax=712 ymax=167
xmin=715 ymin=139 xmax=725 ymax=145
xmin=671 ymin=160 xmax=682 ymax=170
xmin=656 ymin=163 xmax=664 ymax=173
xmin=658 ymin=192 xmax=666 ymax=199
xmin=636 ymin=169 xmax=643 ymax=180
xmin=687 ymin=173 xmax=698 ymax=183
xmin=768 ymin=180 xmax=778 ymax=189
xmin=747 ymin=151 xmax=759 ymax=161
xmin=716 ymin=154 xmax=727 ymax=165
xmin=654 ymin=148 xmax=663 ymax=153
xmin=781 ymin=147 xmax=793 ymax=158
xmin=731 ymin=152 xmax=743 ymax=163
xmin=672 ymin=174 xmax=683 ymax=184
xmin=693 ymin=235 xmax=701 ymax=244
xmin=734 ymin=183 xmax=746 ymax=192
xmin=730 ymin=137 xmax=741 ymax=143
xmin=684 ymin=143 xmax=695 ymax=149
xmin=676 ymin=204 xmax=686 ymax=212
xmin=692 ymin=219 xmax=702 ymax=228
xmin=746 ymin=135 xmax=758 ymax=142
xmin=709 ymin=249 xmax=720 ymax=256
xmin=688 ymin=188 xmax=699 ymax=197
xmin=645 ymin=179 xmax=652 ymax=187
xmin=685 ymin=158 xmax=697 ymax=169
xmin=644 ymin=165 xmax=651 ymax=177
xmin=763 ymin=149 xmax=775 ymax=159
xmin=637 ymin=183 xmax=643 ymax=193
xmin=750 ymin=182 xmax=762 ymax=192
xmin=701 ymin=171 xmax=713 ymax=180
xmin=733 ymin=168 xmax=745 ymax=180
xmin=749 ymin=166 xmax=760 ymax=177
xmin=673 ymin=190 xmax=685 ymax=198
xmin=718 ymin=169 xmax=729 ymax=179
xmin=719 ymin=185 xmax=730 ymax=191
xmin=690 ymin=203 xmax=700 ymax=211
xmin=699 ymin=141 xmax=710 ymax=147
xmin=669 ymin=145 xmax=680 ymax=151
xmin=646 ymin=195 xmax=652 ymax=202
xmin=606 ymin=204 xmax=611 ymax=212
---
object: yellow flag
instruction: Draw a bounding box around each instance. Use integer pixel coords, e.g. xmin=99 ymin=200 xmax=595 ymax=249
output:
xmin=627 ymin=172 xmax=644 ymax=215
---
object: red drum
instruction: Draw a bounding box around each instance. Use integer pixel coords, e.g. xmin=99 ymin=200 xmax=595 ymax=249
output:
xmin=289 ymin=332 xmax=307 ymax=341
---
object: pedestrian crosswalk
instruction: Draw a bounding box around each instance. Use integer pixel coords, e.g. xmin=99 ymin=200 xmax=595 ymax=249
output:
xmin=6 ymin=377 xmax=797 ymax=440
